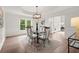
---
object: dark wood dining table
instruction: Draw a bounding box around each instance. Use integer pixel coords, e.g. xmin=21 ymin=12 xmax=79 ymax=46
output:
xmin=26 ymin=23 xmax=50 ymax=44
xmin=35 ymin=22 xmax=50 ymax=44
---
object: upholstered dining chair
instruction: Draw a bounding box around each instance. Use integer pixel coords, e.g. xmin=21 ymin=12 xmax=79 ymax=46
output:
xmin=38 ymin=26 xmax=50 ymax=47
xmin=26 ymin=20 xmax=37 ymax=44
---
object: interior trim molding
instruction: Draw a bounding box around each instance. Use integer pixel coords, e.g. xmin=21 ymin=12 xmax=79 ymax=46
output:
xmin=6 ymin=33 xmax=26 ymax=38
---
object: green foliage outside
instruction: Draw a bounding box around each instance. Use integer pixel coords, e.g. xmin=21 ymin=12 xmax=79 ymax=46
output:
xmin=20 ymin=19 xmax=31 ymax=30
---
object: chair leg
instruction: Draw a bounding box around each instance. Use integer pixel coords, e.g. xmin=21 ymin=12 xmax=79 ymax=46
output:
xmin=43 ymin=40 xmax=46 ymax=47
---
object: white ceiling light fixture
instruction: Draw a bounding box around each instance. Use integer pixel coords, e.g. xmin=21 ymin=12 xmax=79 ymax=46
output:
xmin=33 ymin=6 xmax=41 ymax=19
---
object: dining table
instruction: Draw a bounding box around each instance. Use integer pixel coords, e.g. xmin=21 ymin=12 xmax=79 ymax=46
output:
xmin=35 ymin=22 xmax=50 ymax=44
xmin=26 ymin=22 xmax=50 ymax=45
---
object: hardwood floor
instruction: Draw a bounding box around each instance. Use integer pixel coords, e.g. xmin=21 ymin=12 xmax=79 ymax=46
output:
xmin=0 ymin=32 xmax=79 ymax=53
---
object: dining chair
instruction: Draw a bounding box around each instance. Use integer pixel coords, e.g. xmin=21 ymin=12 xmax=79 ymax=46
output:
xmin=26 ymin=20 xmax=37 ymax=44
xmin=39 ymin=26 xmax=50 ymax=47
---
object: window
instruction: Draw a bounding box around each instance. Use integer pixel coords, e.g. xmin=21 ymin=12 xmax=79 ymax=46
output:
xmin=26 ymin=20 xmax=31 ymax=27
xmin=20 ymin=19 xmax=26 ymax=30
xmin=20 ymin=19 xmax=31 ymax=30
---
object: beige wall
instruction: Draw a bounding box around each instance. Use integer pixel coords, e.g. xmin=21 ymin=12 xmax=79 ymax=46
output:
xmin=71 ymin=17 xmax=79 ymax=39
xmin=71 ymin=17 xmax=79 ymax=31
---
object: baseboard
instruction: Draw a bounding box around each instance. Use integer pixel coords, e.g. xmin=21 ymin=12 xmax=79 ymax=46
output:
xmin=6 ymin=33 xmax=26 ymax=38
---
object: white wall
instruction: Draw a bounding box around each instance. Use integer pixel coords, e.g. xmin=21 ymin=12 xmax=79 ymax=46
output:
xmin=5 ymin=12 xmax=31 ymax=36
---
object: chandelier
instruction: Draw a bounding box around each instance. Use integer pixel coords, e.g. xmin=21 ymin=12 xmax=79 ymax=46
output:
xmin=33 ymin=6 xmax=41 ymax=19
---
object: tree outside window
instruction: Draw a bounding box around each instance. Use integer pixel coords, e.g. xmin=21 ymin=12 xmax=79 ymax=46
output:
xmin=20 ymin=19 xmax=31 ymax=30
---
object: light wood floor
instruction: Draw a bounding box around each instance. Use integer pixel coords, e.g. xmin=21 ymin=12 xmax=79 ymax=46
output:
xmin=0 ymin=32 xmax=79 ymax=53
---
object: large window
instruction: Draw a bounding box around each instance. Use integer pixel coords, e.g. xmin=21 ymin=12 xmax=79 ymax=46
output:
xmin=20 ymin=19 xmax=31 ymax=30
xmin=50 ymin=16 xmax=65 ymax=32
xmin=26 ymin=20 xmax=31 ymax=27
xmin=20 ymin=19 xmax=26 ymax=30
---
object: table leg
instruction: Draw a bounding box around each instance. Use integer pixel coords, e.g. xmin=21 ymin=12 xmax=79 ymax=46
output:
xmin=36 ymin=23 xmax=39 ymax=44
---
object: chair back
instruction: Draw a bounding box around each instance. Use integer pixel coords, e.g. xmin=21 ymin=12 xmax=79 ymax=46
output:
xmin=26 ymin=20 xmax=33 ymax=39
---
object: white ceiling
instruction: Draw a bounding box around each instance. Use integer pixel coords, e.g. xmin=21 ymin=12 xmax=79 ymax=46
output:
xmin=4 ymin=6 xmax=79 ymax=18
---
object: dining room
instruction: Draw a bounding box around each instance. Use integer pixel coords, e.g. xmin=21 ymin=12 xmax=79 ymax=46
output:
xmin=1 ymin=6 xmax=79 ymax=53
